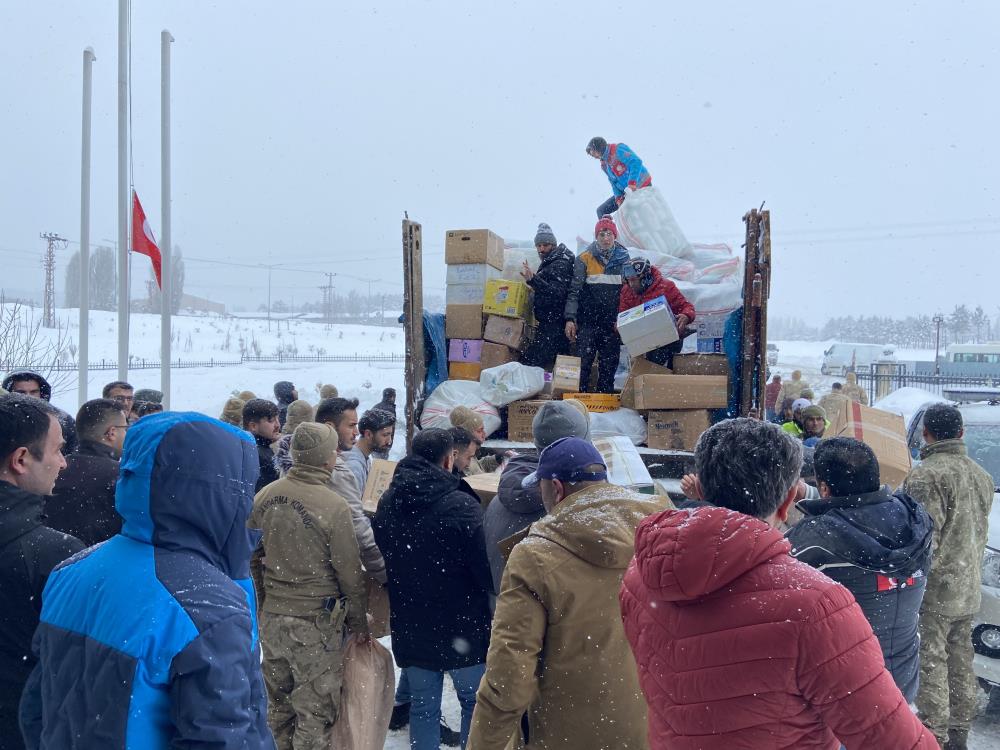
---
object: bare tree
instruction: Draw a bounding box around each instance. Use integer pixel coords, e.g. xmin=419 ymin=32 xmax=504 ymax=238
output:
xmin=0 ymin=295 xmax=75 ymax=397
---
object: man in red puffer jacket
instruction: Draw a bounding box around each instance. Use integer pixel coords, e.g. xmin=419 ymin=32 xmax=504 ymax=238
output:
xmin=618 ymin=258 xmax=695 ymax=368
xmin=619 ymin=418 xmax=938 ymax=750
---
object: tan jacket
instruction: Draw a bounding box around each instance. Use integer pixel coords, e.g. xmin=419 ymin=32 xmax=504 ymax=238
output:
xmin=776 ymin=376 xmax=809 ymax=407
xmin=467 ymin=484 xmax=671 ymax=750
xmin=250 ymin=464 xmax=369 ymax=634
xmin=818 ymin=391 xmax=850 ymax=419
xmin=903 ymin=438 xmax=995 ymax=617
xmin=841 ymin=373 xmax=868 ymax=405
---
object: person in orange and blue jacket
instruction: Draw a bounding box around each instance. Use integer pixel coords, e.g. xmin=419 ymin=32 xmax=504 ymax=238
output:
xmin=586 ymin=137 xmax=652 ymax=218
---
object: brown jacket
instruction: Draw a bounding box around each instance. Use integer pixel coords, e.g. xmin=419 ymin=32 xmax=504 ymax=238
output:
xmin=841 ymin=372 xmax=869 ymax=405
xmin=250 ymin=463 xmax=369 ymax=634
xmin=467 ymin=483 xmax=671 ymax=750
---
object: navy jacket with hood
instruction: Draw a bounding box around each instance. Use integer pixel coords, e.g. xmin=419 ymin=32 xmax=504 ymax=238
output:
xmin=20 ymin=412 xmax=275 ymax=750
xmin=786 ymin=487 xmax=933 ymax=702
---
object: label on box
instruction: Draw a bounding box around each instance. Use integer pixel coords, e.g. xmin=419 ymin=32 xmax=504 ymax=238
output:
xmin=696 ymin=313 xmax=727 ymax=340
xmin=552 ymin=355 xmax=582 ymax=395
xmin=697 ymin=338 xmax=723 ymax=353
xmin=446 ymin=264 xmax=502 ymax=286
xmin=646 ymin=410 xmax=711 ymax=452
xmin=561 ymin=393 xmax=622 ymax=413
xmin=507 ymin=399 xmax=547 ymax=443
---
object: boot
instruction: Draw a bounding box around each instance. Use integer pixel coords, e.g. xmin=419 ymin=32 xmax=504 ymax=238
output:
xmin=946 ymin=728 xmax=969 ymax=750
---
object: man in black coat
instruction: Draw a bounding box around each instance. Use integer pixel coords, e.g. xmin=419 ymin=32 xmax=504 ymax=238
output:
xmin=520 ymin=223 xmax=576 ymax=371
xmin=272 ymin=381 xmax=297 ymax=429
xmin=786 ymin=437 xmax=933 ymax=702
xmin=47 ymin=399 xmax=128 ymax=546
xmin=373 ymin=428 xmax=492 ymax=750
xmin=243 ymin=399 xmax=281 ymax=493
xmin=2 ymin=371 xmax=78 ymax=456
xmin=0 ymin=394 xmax=83 ymax=749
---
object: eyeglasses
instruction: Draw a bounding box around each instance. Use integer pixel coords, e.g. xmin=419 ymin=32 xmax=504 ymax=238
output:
xmin=108 ymin=423 xmax=130 ymax=432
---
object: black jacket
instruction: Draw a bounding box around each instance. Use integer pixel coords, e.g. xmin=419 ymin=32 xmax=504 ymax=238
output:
xmin=1 ymin=372 xmax=77 ymax=456
xmin=0 ymin=481 xmax=83 ymax=749
xmin=46 ymin=441 xmax=122 ymax=546
xmin=273 ymin=382 xmax=295 ymax=428
xmin=372 ymin=455 xmax=493 ymax=671
xmin=786 ymin=487 xmax=933 ymax=702
xmin=254 ymin=435 xmax=279 ymax=493
xmin=483 ymin=453 xmax=546 ymax=595
xmin=526 ymin=244 xmax=576 ymax=325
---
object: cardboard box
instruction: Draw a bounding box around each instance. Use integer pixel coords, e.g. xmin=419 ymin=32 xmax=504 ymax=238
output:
xmin=697 ymin=338 xmax=724 ymax=354
xmin=617 ymin=295 xmax=679 ymax=357
xmin=448 ymin=338 xmax=483 ymax=363
xmin=696 ymin=313 xmax=727 ymax=340
xmin=671 ymin=353 xmax=729 ymax=377
xmin=826 ymin=401 xmax=912 ymax=489
xmin=445 ymin=229 xmax=504 ymax=268
xmin=552 ymin=355 xmax=582 ymax=396
xmin=482 ymin=279 xmax=531 ymax=319
xmin=446 ymin=263 xmax=502 ymax=286
xmin=562 ymin=393 xmax=621 ymax=413
xmin=484 ymin=315 xmax=531 ymax=351
xmin=446 ymin=304 xmax=484 ymax=339
xmin=449 ymin=361 xmax=482 ymax=381
xmin=633 ymin=374 xmax=729 ymax=410
xmin=507 ymin=399 xmax=548 ymax=443
xmin=362 ymin=459 xmax=397 ymax=514
xmin=464 ymin=471 xmax=501 ymax=506
xmin=620 ymin=357 xmax=672 ymax=409
xmin=480 ymin=341 xmax=518 ymax=370
xmin=446 ymin=283 xmax=491 ymax=305
xmin=593 ymin=436 xmax=656 ymax=493
xmin=646 ymin=410 xmax=712 ymax=451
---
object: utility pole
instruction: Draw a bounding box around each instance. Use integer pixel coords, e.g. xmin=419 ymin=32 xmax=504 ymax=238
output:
xmin=933 ymin=313 xmax=944 ymax=375
xmin=79 ymin=47 xmax=96 ymax=406
xmin=116 ymin=0 xmax=130 ymax=382
xmin=160 ymin=29 xmax=174 ymax=408
xmin=40 ymin=232 xmax=68 ymax=329
xmin=319 ymin=273 xmax=335 ymax=326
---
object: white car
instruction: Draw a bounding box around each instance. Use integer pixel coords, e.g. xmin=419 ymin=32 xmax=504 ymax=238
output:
xmin=907 ymin=397 xmax=1000 ymax=696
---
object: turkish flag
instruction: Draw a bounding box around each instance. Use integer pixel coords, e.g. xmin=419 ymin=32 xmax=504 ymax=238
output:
xmin=132 ymin=190 xmax=162 ymax=287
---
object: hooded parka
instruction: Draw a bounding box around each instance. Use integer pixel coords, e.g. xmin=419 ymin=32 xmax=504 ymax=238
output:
xmin=19 ymin=412 xmax=275 ymax=750
xmin=787 ymin=487 xmax=933 ymax=701
xmin=619 ymin=506 xmax=938 ymax=750
xmin=467 ymin=483 xmax=670 ymax=750
xmin=372 ymin=455 xmax=493 ymax=671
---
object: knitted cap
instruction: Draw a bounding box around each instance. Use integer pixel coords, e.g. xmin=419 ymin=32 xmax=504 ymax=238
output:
xmin=220 ymin=397 xmax=245 ymax=427
xmin=291 ymin=422 xmax=339 ymax=468
xmin=283 ymin=399 xmax=315 ymax=435
xmin=237 ymin=390 xmax=257 ymax=402
xmin=532 ymin=400 xmax=590 ymax=450
xmin=595 ymin=215 xmax=618 ymax=239
xmin=450 ymin=405 xmax=484 ymax=433
xmin=534 ymin=223 xmax=557 ymax=247
xmin=319 ymin=384 xmax=339 ymax=399
xmin=800 ymin=405 xmax=827 ymax=420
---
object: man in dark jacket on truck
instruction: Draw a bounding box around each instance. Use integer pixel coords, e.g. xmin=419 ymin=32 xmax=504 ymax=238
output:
xmin=787 ymin=437 xmax=933 ymax=702
xmin=519 ymin=223 xmax=575 ymax=370
xmin=564 ymin=215 xmax=630 ymax=393
xmin=0 ymin=394 xmax=83 ymax=750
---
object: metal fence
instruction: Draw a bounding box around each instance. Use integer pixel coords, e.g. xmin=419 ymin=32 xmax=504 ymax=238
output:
xmin=855 ymin=363 xmax=1000 ymax=402
xmin=3 ymin=352 xmax=406 ymax=373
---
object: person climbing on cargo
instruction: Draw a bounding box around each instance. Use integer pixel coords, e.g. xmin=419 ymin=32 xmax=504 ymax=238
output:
xmin=586 ymin=136 xmax=652 ymax=218
xmin=520 ymin=222 xmax=575 ymax=370
xmin=564 ymin=215 xmax=629 ymax=394
xmin=618 ymin=257 xmax=696 ymax=368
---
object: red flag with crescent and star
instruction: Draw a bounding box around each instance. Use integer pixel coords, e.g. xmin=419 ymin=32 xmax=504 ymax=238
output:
xmin=131 ymin=190 xmax=162 ymax=288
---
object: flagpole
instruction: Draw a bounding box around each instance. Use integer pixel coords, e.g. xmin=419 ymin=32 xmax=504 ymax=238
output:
xmin=116 ymin=0 xmax=129 ymax=382
xmin=79 ymin=47 xmax=95 ymax=408
xmin=161 ymin=30 xmax=174 ymax=408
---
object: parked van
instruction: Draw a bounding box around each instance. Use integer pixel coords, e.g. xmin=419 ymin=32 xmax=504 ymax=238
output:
xmin=820 ymin=342 xmax=896 ymax=376
xmin=946 ymin=344 xmax=1000 ymax=365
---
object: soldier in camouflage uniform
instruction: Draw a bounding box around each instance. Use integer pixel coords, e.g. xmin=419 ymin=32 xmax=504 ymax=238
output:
xmin=903 ymin=403 xmax=995 ymax=750
xmin=250 ymin=422 xmax=370 ymax=750
xmin=841 ymin=371 xmax=869 ymax=405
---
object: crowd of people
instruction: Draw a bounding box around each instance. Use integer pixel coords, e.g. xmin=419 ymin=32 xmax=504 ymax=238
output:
xmin=1 ymin=360 xmax=995 ymax=750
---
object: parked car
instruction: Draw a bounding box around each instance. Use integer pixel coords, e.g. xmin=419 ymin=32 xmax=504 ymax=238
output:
xmin=766 ymin=342 xmax=779 ymax=366
xmin=821 ymin=342 xmax=896 ymax=376
xmin=907 ymin=396 xmax=1000 ymax=697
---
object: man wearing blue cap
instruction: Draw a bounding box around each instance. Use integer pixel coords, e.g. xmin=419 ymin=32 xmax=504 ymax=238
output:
xmin=467 ymin=437 xmax=670 ymax=750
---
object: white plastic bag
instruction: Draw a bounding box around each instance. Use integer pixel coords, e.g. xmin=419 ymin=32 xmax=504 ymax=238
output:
xmin=590 ymin=408 xmax=648 ymax=446
xmin=479 ymin=362 xmax=545 ymax=406
xmin=501 ymin=243 xmax=541 ymax=281
xmin=615 ymin=186 xmax=693 ymax=259
xmin=420 ymin=380 xmax=501 ymax=436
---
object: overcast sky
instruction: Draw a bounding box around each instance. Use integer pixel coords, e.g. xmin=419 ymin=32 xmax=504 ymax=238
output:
xmin=1 ymin=1 xmax=997 ymax=323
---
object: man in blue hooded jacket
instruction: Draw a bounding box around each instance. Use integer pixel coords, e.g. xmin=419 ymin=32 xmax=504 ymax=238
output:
xmin=586 ymin=137 xmax=652 ymax=218
xmin=19 ymin=411 xmax=275 ymax=750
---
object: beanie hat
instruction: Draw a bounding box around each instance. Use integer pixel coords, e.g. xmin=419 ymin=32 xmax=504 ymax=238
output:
xmin=533 ymin=400 xmax=591 ymax=450
xmin=291 ymin=422 xmax=339 ymax=468
xmin=534 ymin=223 xmax=557 ymax=246
xmin=283 ymin=399 xmax=315 ymax=435
xmin=319 ymin=384 xmax=339 ymax=399
xmin=134 ymin=388 xmax=163 ymax=404
xmin=801 ymin=405 xmax=826 ymax=420
xmin=595 ymin=215 xmax=618 ymax=239
xmin=220 ymin=397 xmax=245 ymax=427
xmin=450 ymin=405 xmax=484 ymax=433
xmin=237 ymin=390 xmax=257 ymax=402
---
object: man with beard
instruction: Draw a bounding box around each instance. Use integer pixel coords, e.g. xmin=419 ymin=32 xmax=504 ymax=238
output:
xmin=519 ymin=223 xmax=575 ymax=370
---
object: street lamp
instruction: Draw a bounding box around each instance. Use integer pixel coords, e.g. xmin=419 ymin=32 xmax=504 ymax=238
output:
xmin=932 ymin=314 xmax=944 ymax=375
